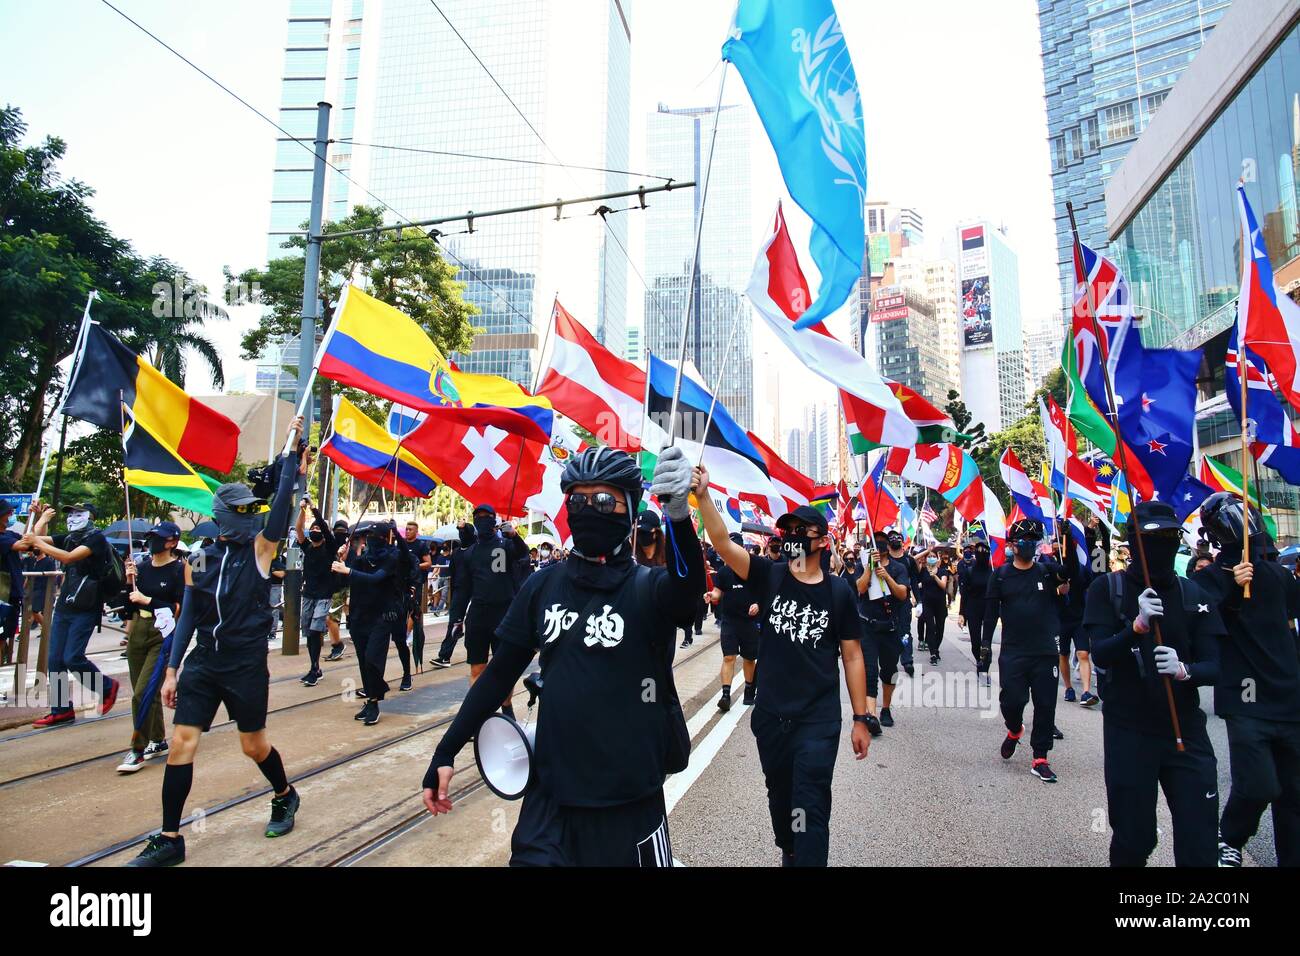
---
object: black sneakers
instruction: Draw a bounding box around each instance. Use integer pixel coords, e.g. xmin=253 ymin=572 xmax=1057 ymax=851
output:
xmin=1218 ymin=840 xmax=1242 ymax=867
xmin=1052 ymin=726 xmax=1065 ymax=740
xmin=302 ymin=669 xmax=321 ymax=687
xmin=742 ymin=683 xmax=756 ymax=706
xmin=431 ymin=657 xmax=451 ymax=669
xmin=929 ymin=654 xmax=940 ymax=666
xmin=126 ymin=833 xmax=185 ymax=867
xmin=1031 ymin=759 xmax=1058 ymax=783
xmin=879 ymin=707 xmax=894 ymax=728
xmin=679 ymin=637 xmax=693 ymax=649
xmin=363 ymin=701 xmax=380 ymax=726
xmin=266 ymin=787 xmax=300 ymax=837
xmin=717 ymin=689 xmax=731 ymax=713
xmin=325 ymin=645 xmax=345 ymax=661
xmin=399 ymin=675 xmax=413 ymax=692
xmin=354 ymin=700 xmax=370 ymax=721
xmin=1001 ymin=728 xmax=1022 ymax=760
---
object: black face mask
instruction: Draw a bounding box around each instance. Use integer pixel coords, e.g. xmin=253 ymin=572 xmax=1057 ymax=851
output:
xmin=366 ymin=533 xmax=389 ymax=553
xmin=1132 ymin=534 xmax=1179 ymax=586
xmin=147 ymin=537 xmax=170 ymax=555
xmin=309 ymin=530 xmax=325 ymax=544
xmin=780 ymin=534 xmax=814 ymax=560
xmin=568 ymin=507 xmax=631 ymax=559
xmin=474 ymin=515 xmax=497 ymax=536
xmin=1012 ymin=540 xmax=1037 ymax=561
xmin=974 ymin=549 xmax=990 ymax=568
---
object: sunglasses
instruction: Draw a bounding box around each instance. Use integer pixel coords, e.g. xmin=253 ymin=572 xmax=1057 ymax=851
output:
xmin=566 ymin=491 xmax=623 ymax=515
xmin=227 ymin=502 xmax=268 ymax=514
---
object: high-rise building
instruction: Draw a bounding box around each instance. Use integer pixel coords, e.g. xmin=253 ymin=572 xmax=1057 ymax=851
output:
xmin=1023 ymin=320 xmax=1065 ymax=393
xmin=642 ymin=103 xmax=754 ymax=429
xmin=890 ymin=254 xmax=960 ymax=402
xmin=868 ymin=287 xmax=951 ymax=410
xmin=265 ymin=0 xmax=633 ymax=386
xmin=957 ymin=221 xmax=1026 ymax=432
xmin=1038 ymin=0 xmax=1231 ymax=317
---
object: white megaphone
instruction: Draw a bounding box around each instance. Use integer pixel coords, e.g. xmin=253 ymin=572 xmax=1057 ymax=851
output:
xmin=473 ymin=672 xmax=542 ymax=800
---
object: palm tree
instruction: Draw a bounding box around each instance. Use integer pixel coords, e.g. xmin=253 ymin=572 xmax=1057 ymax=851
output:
xmin=132 ymin=259 xmax=227 ymax=389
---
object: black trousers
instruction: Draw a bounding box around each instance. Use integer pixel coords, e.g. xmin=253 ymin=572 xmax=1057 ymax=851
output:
xmin=1220 ymin=713 xmax=1300 ymax=865
xmin=998 ymin=652 xmax=1058 ymax=758
xmin=964 ymin=602 xmax=989 ymax=671
xmin=390 ymin=616 xmax=411 ymax=678
xmin=351 ymin=613 xmax=390 ymax=701
xmin=1103 ymin=719 xmax=1218 ymax=867
xmin=751 ymin=708 xmax=840 ymax=866
xmin=920 ymin=599 xmax=946 ymax=656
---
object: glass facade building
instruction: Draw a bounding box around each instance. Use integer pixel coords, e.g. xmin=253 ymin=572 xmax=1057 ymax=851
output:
xmin=266 ymin=0 xmax=633 ymax=386
xmin=1038 ymin=0 xmax=1230 ymax=318
xmin=643 ymin=104 xmax=754 ymax=429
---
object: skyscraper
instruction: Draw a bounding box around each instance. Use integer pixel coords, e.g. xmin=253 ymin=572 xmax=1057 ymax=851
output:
xmin=643 ymin=103 xmax=754 ymax=429
xmin=265 ymin=0 xmax=633 ymax=386
xmin=957 ymin=221 xmax=1025 ymax=433
xmin=1037 ymin=0 xmax=1230 ymax=316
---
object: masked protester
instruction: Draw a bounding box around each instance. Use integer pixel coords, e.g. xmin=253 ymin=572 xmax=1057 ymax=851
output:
xmin=294 ymin=498 xmax=337 ymax=686
xmin=434 ymin=505 xmax=528 ymax=711
xmin=958 ymin=540 xmax=994 ymax=682
xmin=421 ymin=446 xmax=705 ymax=866
xmin=917 ymin=547 xmax=951 ymax=666
xmin=23 ymin=502 xmax=121 ymax=726
xmin=1192 ymin=493 xmax=1300 ymax=867
xmin=854 ymin=530 xmax=909 ymax=733
xmin=322 ymin=520 xmax=350 ymax=661
xmin=127 ymin=417 xmax=307 ymax=867
xmin=116 ymin=521 xmax=189 ymax=774
xmin=333 ymin=519 xmax=405 ymax=723
xmin=699 ymin=486 xmax=871 ymax=867
xmin=634 ymin=509 xmax=665 ymax=568
xmin=1056 ymin=531 xmax=1098 ymax=707
xmin=709 ymin=531 xmax=761 ymax=713
xmin=983 ymin=518 xmax=1068 ymax=783
xmin=432 ymin=525 xmax=478 ymax=667
xmin=1084 ymin=500 xmax=1223 ymax=867
xmin=403 ymin=520 xmax=433 ymax=673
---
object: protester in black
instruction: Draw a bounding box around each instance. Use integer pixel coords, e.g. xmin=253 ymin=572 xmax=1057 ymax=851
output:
xmin=884 ymin=531 xmax=917 ymax=675
xmin=709 ymin=532 xmax=760 ymax=712
xmin=1085 ymin=500 xmax=1223 ymax=867
xmin=421 ymin=446 xmax=703 ymax=866
xmin=1055 ymin=535 xmax=1098 ymax=706
xmin=116 ymin=521 xmax=189 ymax=774
xmin=325 ymin=519 xmax=350 ymax=661
xmin=958 ymin=539 xmax=993 ymax=679
xmin=404 ymin=520 xmax=432 ymax=672
xmin=634 ymin=509 xmax=665 ymax=568
xmin=855 ymin=530 xmax=909 ymax=732
xmin=294 ymin=498 xmax=338 ymax=686
xmin=984 ymin=518 xmax=1067 ymax=783
xmin=0 ymin=500 xmax=23 ymax=662
xmin=24 ymin=502 xmax=121 ymax=726
xmin=916 ymin=547 xmax=950 ymax=666
xmin=126 ymin=417 xmax=306 ymax=867
xmin=699 ymin=489 xmax=871 ymax=867
xmin=1192 ymin=493 xmax=1300 ymax=867
xmin=431 ymin=525 xmax=476 ymax=668
xmin=333 ymin=519 xmax=403 ymax=724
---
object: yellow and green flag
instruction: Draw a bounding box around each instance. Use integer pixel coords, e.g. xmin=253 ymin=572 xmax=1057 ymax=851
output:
xmin=123 ymin=411 xmax=216 ymax=515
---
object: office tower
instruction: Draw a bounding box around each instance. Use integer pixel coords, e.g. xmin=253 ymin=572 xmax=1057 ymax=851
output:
xmin=957 ymin=221 xmax=1026 ymax=432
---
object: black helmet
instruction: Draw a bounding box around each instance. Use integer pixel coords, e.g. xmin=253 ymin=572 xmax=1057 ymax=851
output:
xmin=560 ymin=447 xmax=644 ymax=504
xmin=1201 ymin=492 xmax=1267 ymax=549
xmin=1008 ymin=518 xmax=1045 ymax=542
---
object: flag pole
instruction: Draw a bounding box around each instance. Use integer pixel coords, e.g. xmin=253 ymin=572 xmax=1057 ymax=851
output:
xmin=695 ymin=301 xmax=744 ymax=468
xmin=1235 ymin=184 xmax=1253 ymax=598
xmin=118 ymin=392 xmax=138 ymax=585
xmin=1067 ymin=200 xmax=1185 ymax=751
xmin=506 ymin=294 xmax=559 ymax=520
xmin=665 ymin=62 xmax=729 ymax=453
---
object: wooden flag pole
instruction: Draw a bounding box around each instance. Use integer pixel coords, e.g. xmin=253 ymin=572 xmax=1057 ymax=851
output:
xmin=1067 ymin=200 xmax=1185 ymax=751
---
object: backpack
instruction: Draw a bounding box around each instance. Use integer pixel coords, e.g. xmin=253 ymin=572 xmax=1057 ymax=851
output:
xmin=97 ymin=538 xmax=127 ymax=605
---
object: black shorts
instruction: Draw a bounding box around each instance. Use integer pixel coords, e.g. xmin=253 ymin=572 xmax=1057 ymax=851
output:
xmin=174 ymin=648 xmax=270 ymax=733
xmin=510 ymin=785 xmax=672 ymax=867
xmin=1058 ymin=624 xmax=1089 ymax=656
xmin=719 ymin=619 xmax=759 ymax=660
xmin=466 ymin=603 xmax=510 ymax=666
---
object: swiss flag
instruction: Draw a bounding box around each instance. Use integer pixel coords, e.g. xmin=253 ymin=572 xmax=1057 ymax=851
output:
xmin=402 ymin=417 xmax=546 ymax=518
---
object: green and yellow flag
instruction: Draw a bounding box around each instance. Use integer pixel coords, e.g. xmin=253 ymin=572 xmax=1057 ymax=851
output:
xmin=123 ymin=411 xmax=216 ymax=515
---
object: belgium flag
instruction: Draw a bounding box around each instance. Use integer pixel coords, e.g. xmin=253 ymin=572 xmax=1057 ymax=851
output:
xmin=63 ymin=324 xmax=239 ymax=472
xmin=123 ymin=411 xmax=217 ymax=516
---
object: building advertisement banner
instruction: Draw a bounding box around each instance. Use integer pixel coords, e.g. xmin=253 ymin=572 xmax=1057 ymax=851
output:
xmin=959 ymin=224 xmax=987 ymax=280
xmin=871 ymin=292 xmax=908 ymax=323
xmin=961 ymin=275 xmax=993 ymax=348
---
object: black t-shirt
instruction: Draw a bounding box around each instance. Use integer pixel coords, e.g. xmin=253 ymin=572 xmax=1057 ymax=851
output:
xmin=742 ymin=555 xmax=863 ymax=722
xmin=186 ymin=539 xmax=273 ymax=659
xmin=406 ymin=538 xmax=431 ymax=587
xmin=918 ymin=563 xmax=950 ymax=604
xmin=860 ymin=554 xmax=910 ymax=626
xmin=1085 ymin=572 xmax=1224 ymax=737
xmin=959 ymin=558 xmax=992 ymax=614
xmin=131 ymin=556 xmax=186 ymax=613
xmin=301 ymin=539 xmax=337 ymax=599
xmin=713 ymin=564 xmax=756 ymax=623
xmin=498 ymin=559 xmax=694 ymax=808
xmin=53 ymin=529 xmax=111 ymax=612
xmin=983 ymin=560 xmax=1064 ymax=657
xmin=0 ymin=529 xmax=22 ymax=610
xmin=1194 ymin=560 xmax=1300 ymax=722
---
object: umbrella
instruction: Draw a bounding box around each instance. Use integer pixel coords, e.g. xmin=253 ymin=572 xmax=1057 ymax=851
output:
xmin=104 ymin=518 xmax=154 ymax=537
xmin=431 ymin=524 xmax=461 ymax=541
xmin=190 ymin=520 xmax=220 ymax=539
xmin=1279 ymin=545 xmax=1300 ymax=567
xmin=525 ymin=532 xmax=557 ymax=548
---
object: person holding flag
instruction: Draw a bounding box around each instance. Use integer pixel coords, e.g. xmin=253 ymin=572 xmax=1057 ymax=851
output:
xmin=709 ymin=532 xmax=761 ymax=713
xmin=957 ymin=538 xmax=993 ymax=680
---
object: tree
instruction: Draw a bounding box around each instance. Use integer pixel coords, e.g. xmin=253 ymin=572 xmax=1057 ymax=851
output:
xmin=945 ymin=389 xmax=987 ymax=448
xmin=1 ymin=106 xmax=218 ymax=488
xmin=972 ymin=411 xmax=1049 ymax=512
xmin=228 ymin=205 xmax=480 ymax=495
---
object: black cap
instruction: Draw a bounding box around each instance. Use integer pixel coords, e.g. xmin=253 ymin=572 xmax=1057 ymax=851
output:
xmin=636 ymin=510 xmax=662 ymax=532
xmin=61 ymin=501 xmax=98 ymax=517
xmin=776 ymin=505 xmax=828 ymax=535
xmin=213 ymin=483 xmax=262 ymax=508
xmin=472 ymin=503 xmax=496 ymax=517
xmin=149 ymin=520 xmax=181 ymax=540
xmin=0 ymin=499 xmax=14 ymax=518
xmin=1008 ymin=518 xmax=1045 ymax=541
xmin=1132 ymin=500 xmax=1181 ymax=533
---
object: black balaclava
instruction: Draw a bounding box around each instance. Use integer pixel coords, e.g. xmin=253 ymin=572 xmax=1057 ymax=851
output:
xmin=568 ymin=506 xmax=633 ymax=562
xmin=974 ymin=544 xmax=991 ymax=569
xmin=1127 ymin=533 xmax=1179 ymax=589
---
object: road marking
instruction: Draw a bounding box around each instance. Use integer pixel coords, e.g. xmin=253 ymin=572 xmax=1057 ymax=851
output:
xmin=684 ymin=672 xmax=745 ymax=739
xmin=665 ymin=688 xmax=749 ymax=814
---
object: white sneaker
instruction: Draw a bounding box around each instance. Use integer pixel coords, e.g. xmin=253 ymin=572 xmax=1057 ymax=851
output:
xmin=117 ymin=751 xmax=145 ymax=773
xmin=142 ymin=740 xmax=169 ymax=761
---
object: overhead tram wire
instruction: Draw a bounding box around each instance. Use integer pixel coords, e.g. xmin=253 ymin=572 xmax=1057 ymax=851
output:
xmin=343 ymin=139 xmax=675 ymax=184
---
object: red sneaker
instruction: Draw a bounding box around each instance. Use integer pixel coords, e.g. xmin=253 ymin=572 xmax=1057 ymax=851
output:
xmin=32 ymin=711 xmax=76 ymax=728
xmin=99 ymin=678 xmax=120 ymax=716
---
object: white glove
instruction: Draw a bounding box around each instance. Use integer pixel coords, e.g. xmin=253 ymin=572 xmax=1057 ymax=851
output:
xmin=153 ymin=606 xmax=176 ymax=638
xmin=650 ymin=445 xmax=692 ymax=522
xmin=1153 ymin=644 xmax=1187 ymax=680
xmin=1135 ymin=588 xmax=1163 ymax=633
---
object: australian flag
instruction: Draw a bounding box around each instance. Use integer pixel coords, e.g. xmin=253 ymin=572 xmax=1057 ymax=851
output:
xmin=723 ymin=0 xmax=865 ymax=329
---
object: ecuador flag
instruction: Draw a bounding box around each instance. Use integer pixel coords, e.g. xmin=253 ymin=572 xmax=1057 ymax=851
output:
xmin=63 ymin=324 xmax=239 ymax=472
xmin=123 ymin=412 xmax=217 ymax=515
xmin=321 ymin=398 xmax=439 ymax=499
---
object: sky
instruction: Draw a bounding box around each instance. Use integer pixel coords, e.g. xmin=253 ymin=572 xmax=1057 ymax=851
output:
xmin=3 ymin=0 xmax=1059 ymax=442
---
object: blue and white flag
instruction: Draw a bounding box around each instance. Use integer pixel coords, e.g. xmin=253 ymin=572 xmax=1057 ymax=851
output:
xmin=723 ymin=0 xmax=865 ymax=330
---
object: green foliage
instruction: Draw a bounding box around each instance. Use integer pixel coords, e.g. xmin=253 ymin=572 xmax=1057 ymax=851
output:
xmin=945 ymin=389 xmax=987 ymax=448
xmin=972 ymin=410 xmax=1049 ymax=512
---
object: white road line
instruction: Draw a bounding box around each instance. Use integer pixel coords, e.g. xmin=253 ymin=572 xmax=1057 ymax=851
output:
xmin=665 ymin=689 xmax=750 ymax=814
xmin=683 ymin=672 xmax=745 ymax=739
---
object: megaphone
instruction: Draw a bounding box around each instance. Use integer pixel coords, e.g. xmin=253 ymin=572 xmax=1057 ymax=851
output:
xmin=474 ymin=713 xmax=536 ymax=800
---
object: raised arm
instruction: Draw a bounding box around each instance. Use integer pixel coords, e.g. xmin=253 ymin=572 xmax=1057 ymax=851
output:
xmin=692 ymin=462 xmax=750 ymax=580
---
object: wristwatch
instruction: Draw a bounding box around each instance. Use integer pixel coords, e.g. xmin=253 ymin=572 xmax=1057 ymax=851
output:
xmin=852 ymin=714 xmax=872 ymax=724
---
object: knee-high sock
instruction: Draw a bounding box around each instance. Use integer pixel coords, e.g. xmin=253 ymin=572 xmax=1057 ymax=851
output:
xmin=307 ymin=630 xmax=323 ymax=669
xmin=162 ymin=762 xmax=194 ymax=833
xmin=257 ymin=747 xmax=290 ymax=794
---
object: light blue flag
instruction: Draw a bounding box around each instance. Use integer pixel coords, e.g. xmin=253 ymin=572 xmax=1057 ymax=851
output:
xmin=723 ymin=0 xmax=865 ymax=330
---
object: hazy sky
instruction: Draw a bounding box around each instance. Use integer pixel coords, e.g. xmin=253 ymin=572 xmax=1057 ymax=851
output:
xmin=4 ymin=0 xmax=1059 ymax=435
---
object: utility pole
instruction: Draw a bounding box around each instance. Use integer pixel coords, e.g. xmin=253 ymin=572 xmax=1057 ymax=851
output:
xmin=283 ymin=100 xmax=331 ymax=658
